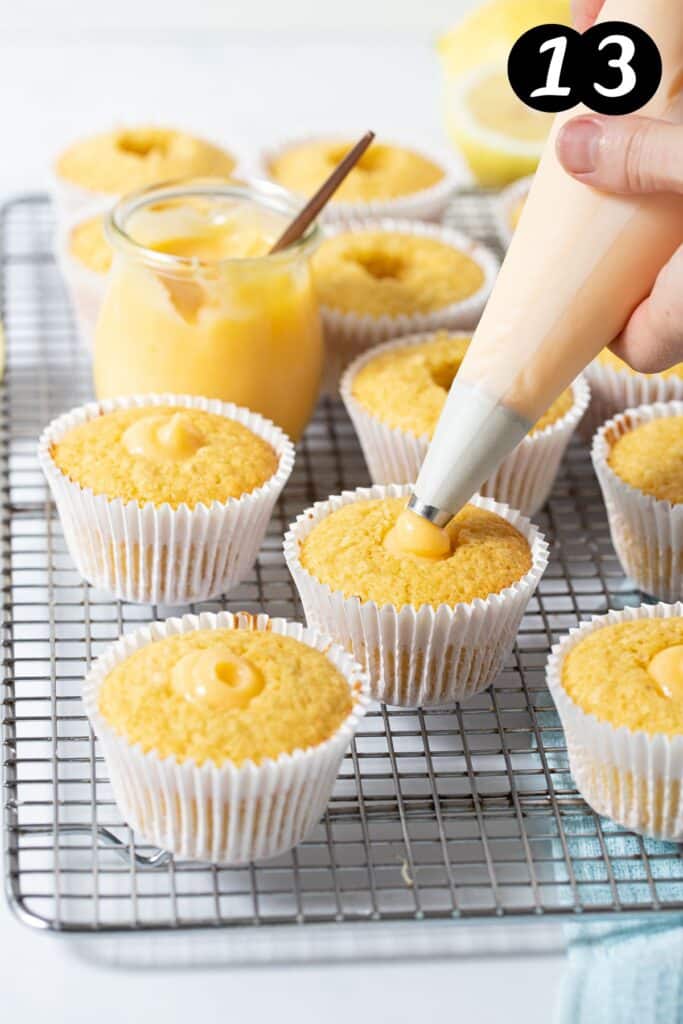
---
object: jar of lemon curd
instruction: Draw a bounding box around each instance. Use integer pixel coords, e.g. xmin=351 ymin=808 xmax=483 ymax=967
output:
xmin=94 ymin=180 xmax=323 ymax=440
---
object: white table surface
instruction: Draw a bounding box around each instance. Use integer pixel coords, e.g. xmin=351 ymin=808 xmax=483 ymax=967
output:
xmin=0 ymin=28 xmax=568 ymax=1021
xmin=0 ymin=898 xmax=566 ymax=1023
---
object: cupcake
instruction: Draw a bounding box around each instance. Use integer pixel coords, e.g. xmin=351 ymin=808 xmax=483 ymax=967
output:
xmin=261 ymin=136 xmax=456 ymax=223
xmin=314 ymin=222 xmax=498 ymax=390
xmin=82 ymin=610 xmax=369 ymax=863
xmin=284 ymin=484 xmax=548 ymax=706
xmin=582 ymin=348 xmax=683 ymax=439
xmin=592 ymin=401 xmax=683 ymax=602
xmin=341 ymin=332 xmax=589 ymax=516
xmin=547 ymin=601 xmax=683 ymax=841
xmin=56 ymin=211 xmax=109 ymax=348
xmin=53 ymin=125 xmax=238 ymax=222
xmin=38 ymin=394 xmax=294 ymax=604
xmin=494 ymin=174 xmax=532 ymax=247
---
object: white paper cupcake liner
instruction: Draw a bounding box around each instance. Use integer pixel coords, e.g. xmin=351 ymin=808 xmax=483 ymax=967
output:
xmin=258 ymin=135 xmax=457 ymax=225
xmin=592 ymin=400 xmax=683 ymax=602
xmin=319 ymin=219 xmax=499 ymax=392
xmin=38 ymin=393 xmax=295 ymax=605
xmin=493 ymin=175 xmax=533 ymax=249
xmin=55 ymin=224 xmax=108 ymax=352
xmin=283 ymin=483 xmax=548 ymax=707
xmin=340 ymin=334 xmax=590 ymax=516
xmin=50 ymin=170 xmax=114 ymax=232
xmin=547 ymin=601 xmax=683 ymax=841
xmin=82 ymin=610 xmax=370 ymax=864
xmin=581 ymin=357 xmax=683 ymax=439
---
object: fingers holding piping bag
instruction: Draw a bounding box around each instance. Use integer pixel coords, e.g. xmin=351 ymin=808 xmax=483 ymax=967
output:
xmin=571 ymin=0 xmax=604 ymax=32
xmin=557 ymin=115 xmax=683 ymax=374
xmin=556 ymin=116 xmax=683 ymax=196
xmin=609 ymin=245 xmax=683 ymax=373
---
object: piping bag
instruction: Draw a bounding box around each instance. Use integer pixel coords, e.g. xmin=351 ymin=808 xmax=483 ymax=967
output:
xmin=400 ymin=0 xmax=683 ymax=545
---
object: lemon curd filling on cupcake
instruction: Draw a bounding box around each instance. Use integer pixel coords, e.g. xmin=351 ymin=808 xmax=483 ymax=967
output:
xmin=607 ymin=416 xmax=683 ymax=504
xmin=563 ymin=618 xmax=683 ymax=736
xmin=299 ymin=496 xmax=532 ymax=609
xmin=313 ymin=235 xmax=484 ymax=318
xmin=269 ymin=140 xmax=444 ymax=203
xmin=98 ymin=629 xmax=353 ymax=766
xmin=51 ymin=406 xmax=278 ymax=507
xmin=597 ymin=349 xmax=683 ymax=379
xmin=351 ymin=332 xmax=573 ymax=436
xmin=56 ymin=126 xmax=236 ymax=195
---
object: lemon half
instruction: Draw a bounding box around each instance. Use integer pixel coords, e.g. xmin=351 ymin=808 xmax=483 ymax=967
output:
xmin=439 ymin=0 xmax=571 ymax=186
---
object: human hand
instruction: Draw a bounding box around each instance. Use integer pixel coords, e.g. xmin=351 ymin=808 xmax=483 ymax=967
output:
xmin=557 ymin=0 xmax=683 ymax=373
xmin=571 ymin=0 xmax=604 ymax=32
xmin=556 ymin=114 xmax=683 ymax=372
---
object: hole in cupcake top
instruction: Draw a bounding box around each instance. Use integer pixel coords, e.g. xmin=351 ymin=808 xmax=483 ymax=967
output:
xmin=428 ymin=355 xmax=464 ymax=393
xmin=116 ymin=130 xmax=170 ymax=159
xmin=352 ymin=250 xmax=407 ymax=281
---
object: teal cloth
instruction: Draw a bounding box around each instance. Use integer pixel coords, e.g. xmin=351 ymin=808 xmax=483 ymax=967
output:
xmin=554 ymin=822 xmax=683 ymax=1024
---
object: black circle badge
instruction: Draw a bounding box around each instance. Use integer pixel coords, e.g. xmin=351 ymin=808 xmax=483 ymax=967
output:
xmin=582 ymin=22 xmax=662 ymax=115
xmin=508 ymin=24 xmax=583 ymax=112
xmin=507 ymin=20 xmax=663 ymax=116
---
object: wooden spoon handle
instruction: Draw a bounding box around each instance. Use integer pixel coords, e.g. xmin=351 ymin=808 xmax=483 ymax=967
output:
xmin=269 ymin=131 xmax=375 ymax=254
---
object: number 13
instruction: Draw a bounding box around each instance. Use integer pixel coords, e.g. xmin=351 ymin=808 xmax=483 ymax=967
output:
xmin=531 ymin=31 xmax=638 ymax=101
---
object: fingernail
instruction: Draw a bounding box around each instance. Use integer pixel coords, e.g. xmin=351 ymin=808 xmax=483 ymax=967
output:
xmin=556 ymin=118 xmax=603 ymax=174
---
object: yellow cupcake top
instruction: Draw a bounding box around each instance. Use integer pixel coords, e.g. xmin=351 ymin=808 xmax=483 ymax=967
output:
xmin=597 ymin=348 xmax=683 ymax=379
xmin=562 ymin=618 xmax=683 ymax=736
xmin=51 ymin=406 xmax=278 ymax=507
xmin=269 ymin=140 xmax=444 ymax=203
xmin=299 ymin=496 xmax=532 ymax=609
xmin=313 ymin=233 xmax=484 ymax=318
xmin=69 ymin=214 xmax=111 ymax=274
xmin=98 ymin=628 xmax=354 ymax=766
xmin=56 ymin=126 xmax=236 ymax=195
xmin=351 ymin=332 xmax=574 ymax=436
xmin=607 ymin=416 xmax=683 ymax=504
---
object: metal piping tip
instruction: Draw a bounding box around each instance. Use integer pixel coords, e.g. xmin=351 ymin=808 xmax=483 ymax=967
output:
xmin=406 ymin=493 xmax=453 ymax=528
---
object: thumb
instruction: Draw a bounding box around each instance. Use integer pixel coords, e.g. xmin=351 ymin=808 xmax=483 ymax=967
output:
xmin=556 ymin=115 xmax=683 ymax=195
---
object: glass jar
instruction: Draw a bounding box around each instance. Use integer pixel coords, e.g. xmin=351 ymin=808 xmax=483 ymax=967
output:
xmin=94 ymin=179 xmax=323 ymax=440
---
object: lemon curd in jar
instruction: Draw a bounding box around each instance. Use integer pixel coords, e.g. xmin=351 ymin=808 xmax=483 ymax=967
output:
xmin=94 ymin=182 xmax=323 ymax=440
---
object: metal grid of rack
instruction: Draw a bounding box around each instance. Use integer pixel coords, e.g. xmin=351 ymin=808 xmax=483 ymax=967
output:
xmin=2 ymin=192 xmax=682 ymax=939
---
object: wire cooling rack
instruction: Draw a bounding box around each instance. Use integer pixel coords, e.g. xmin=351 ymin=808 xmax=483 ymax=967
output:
xmin=2 ymin=193 xmax=682 ymax=951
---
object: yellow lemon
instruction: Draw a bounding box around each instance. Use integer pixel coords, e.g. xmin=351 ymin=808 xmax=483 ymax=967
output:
xmin=438 ymin=0 xmax=571 ymax=187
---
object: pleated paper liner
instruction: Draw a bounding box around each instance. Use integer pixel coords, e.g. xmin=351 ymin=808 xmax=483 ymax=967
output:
xmin=284 ymin=483 xmax=548 ymax=706
xmin=341 ymin=332 xmax=589 ymax=516
xmin=39 ymin=393 xmax=295 ymax=605
xmin=82 ymin=610 xmax=370 ymax=864
xmin=547 ymin=601 xmax=683 ymax=842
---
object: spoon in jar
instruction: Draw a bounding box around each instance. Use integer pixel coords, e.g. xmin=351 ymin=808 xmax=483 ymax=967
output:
xmin=269 ymin=130 xmax=376 ymax=254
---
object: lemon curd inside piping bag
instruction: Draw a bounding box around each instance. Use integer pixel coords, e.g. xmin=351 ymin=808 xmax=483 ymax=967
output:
xmin=395 ymin=0 xmax=683 ymax=545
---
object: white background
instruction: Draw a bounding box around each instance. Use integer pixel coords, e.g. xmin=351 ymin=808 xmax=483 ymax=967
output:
xmin=1 ymin=0 xmax=479 ymax=34
xmin=0 ymin=0 xmax=482 ymax=196
xmin=0 ymin=1 xmax=566 ymax=1019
